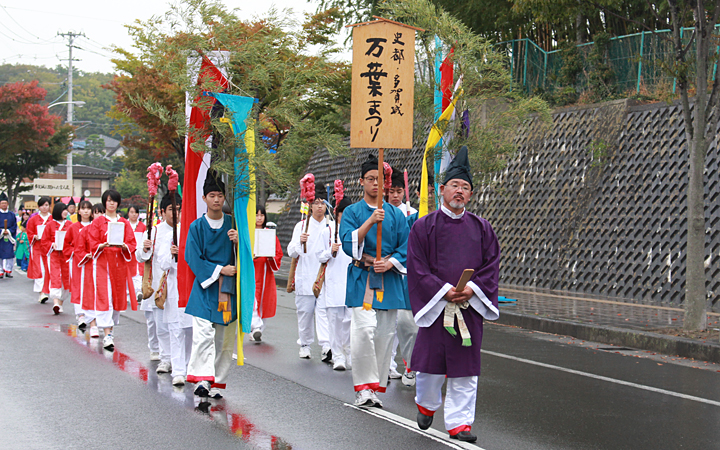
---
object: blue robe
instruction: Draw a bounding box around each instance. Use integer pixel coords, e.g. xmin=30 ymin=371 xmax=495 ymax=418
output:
xmin=407 ymin=211 xmax=419 ymax=230
xmin=184 ymin=214 xmax=237 ymax=325
xmin=340 ymin=199 xmax=410 ymax=310
xmin=407 ymin=209 xmax=500 ymax=377
xmin=0 ymin=210 xmax=17 ymax=259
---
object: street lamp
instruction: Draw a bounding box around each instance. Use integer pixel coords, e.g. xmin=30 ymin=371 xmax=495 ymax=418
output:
xmin=48 ymin=100 xmax=85 ymax=197
xmin=48 ymin=100 xmax=86 ymax=109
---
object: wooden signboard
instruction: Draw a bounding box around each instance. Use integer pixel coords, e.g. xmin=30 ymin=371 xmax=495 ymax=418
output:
xmin=349 ymin=18 xmax=421 ymax=149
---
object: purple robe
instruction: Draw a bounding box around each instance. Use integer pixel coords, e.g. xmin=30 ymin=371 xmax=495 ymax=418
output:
xmin=407 ymin=209 xmax=500 ymax=378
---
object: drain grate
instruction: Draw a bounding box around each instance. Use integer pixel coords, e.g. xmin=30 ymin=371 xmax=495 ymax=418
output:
xmin=597 ymin=347 xmax=635 ymax=351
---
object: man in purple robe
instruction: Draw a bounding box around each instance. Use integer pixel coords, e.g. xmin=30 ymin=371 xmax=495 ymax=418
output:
xmin=407 ymin=146 xmax=500 ymax=443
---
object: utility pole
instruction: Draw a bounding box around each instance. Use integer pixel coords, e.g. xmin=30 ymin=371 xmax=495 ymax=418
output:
xmin=58 ymin=31 xmax=85 ymax=197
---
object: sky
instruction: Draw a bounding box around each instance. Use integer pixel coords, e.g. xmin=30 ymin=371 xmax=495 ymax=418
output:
xmin=0 ymin=0 xmax=350 ymax=74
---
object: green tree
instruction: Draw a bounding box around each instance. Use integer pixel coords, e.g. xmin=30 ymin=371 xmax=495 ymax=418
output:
xmin=380 ymin=0 xmax=551 ymax=175
xmin=107 ymin=0 xmax=351 ymax=201
xmin=113 ymin=169 xmax=147 ymax=201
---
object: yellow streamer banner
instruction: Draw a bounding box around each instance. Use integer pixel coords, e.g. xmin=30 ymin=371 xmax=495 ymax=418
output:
xmin=236 ymin=120 xmax=256 ymax=366
xmin=419 ymin=90 xmax=463 ymax=217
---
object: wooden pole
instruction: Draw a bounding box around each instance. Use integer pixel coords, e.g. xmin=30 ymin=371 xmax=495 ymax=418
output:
xmin=303 ymin=209 xmax=310 ymax=253
xmin=171 ymin=192 xmax=178 ymax=262
xmin=146 ymin=196 xmax=154 ymax=240
xmin=376 ymin=148 xmax=384 ymax=261
xmin=332 ymin=206 xmax=339 ymax=258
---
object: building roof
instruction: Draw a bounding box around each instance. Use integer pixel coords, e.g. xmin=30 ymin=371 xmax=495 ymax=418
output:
xmin=53 ymin=164 xmax=117 ymax=179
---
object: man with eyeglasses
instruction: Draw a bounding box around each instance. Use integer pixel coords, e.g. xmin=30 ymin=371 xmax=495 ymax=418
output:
xmin=407 ymin=146 xmax=500 ymax=443
xmin=288 ymin=184 xmax=332 ymax=360
xmin=340 ymin=154 xmax=410 ymax=408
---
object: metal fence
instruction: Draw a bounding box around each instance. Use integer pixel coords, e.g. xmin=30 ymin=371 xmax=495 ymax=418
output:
xmin=496 ymin=27 xmax=717 ymax=96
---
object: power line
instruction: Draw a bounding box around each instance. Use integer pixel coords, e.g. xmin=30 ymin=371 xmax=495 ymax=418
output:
xmin=0 ymin=4 xmax=58 ymax=43
xmin=74 ymin=45 xmax=113 ymax=58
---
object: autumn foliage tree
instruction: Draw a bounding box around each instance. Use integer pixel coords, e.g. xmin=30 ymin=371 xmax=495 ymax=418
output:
xmin=105 ymin=0 xmax=350 ymax=199
xmin=0 ymin=80 xmax=72 ymax=207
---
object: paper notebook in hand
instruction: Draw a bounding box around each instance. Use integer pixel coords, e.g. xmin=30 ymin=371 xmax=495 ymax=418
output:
xmin=37 ymin=225 xmax=46 ymax=240
xmin=54 ymin=231 xmax=66 ymax=251
xmin=254 ymin=228 xmax=276 ymax=257
xmin=107 ymin=222 xmax=125 ymax=246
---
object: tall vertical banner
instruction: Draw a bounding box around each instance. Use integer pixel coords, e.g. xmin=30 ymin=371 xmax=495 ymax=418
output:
xmin=178 ymin=51 xmax=230 ymax=308
xmin=209 ymin=93 xmax=256 ymax=366
xmin=349 ymin=18 xmax=420 ymax=149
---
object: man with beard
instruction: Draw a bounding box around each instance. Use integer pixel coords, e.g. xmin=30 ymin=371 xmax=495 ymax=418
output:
xmin=407 ymin=146 xmax=500 ymax=443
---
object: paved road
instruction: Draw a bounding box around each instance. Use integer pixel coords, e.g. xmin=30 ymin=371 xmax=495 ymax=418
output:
xmin=2 ymin=271 xmax=720 ymax=449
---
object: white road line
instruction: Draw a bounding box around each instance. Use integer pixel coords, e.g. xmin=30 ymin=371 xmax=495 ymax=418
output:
xmin=482 ymin=350 xmax=720 ymax=407
xmin=344 ymin=404 xmax=484 ymax=450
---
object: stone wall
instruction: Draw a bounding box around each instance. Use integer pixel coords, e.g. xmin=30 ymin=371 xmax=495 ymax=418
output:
xmin=277 ymin=99 xmax=720 ymax=309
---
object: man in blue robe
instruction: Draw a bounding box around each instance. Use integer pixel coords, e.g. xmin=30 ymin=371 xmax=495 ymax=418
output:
xmin=407 ymin=146 xmax=500 ymax=443
xmin=185 ymin=173 xmax=239 ymax=399
xmin=0 ymin=193 xmax=17 ymax=278
xmin=340 ymin=154 xmax=410 ymax=408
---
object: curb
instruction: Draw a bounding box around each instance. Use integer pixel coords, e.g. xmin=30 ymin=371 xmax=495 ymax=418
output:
xmin=496 ymin=310 xmax=720 ymax=364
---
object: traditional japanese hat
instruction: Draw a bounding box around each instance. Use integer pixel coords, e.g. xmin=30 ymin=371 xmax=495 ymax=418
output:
xmin=314 ymin=183 xmax=328 ymax=201
xmin=160 ymin=192 xmax=182 ymax=211
xmin=334 ymin=197 xmax=352 ymax=214
xmin=390 ymin=166 xmax=404 ymax=188
xmin=67 ymin=197 xmax=76 ymax=206
xmin=0 ymin=192 xmax=7 ymax=202
xmin=203 ymin=170 xmax=226 ymax=196
xmin=361 ymin=153 xmax=378 ymax=178
xmin=443 ymin=146 xmax=473 ymax=191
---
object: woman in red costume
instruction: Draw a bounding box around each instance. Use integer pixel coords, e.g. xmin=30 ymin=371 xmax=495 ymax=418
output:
xmin=85 ymin=190 xmax=137 ymax=350
xmin=26 ymin=196 xmax=52 ymax=303
xmin=63 ymin=200 xmax=95 ymax=329
xmin=250 ymin=205 xmax=283 ymax=342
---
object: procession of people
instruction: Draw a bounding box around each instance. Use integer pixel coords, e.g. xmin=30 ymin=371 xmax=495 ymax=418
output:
xmin=8 ymin=145 xmax=498 ymax=444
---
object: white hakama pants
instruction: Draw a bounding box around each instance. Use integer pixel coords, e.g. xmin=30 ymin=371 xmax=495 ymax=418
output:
xmin=32 ymin=256 xmax=47 ymax=293
xmin=144 ymin=310 xmax=159 ymax=353
xmin=49 ymin=287 xmax=69 ymax=303
xmin=394 ymin=309 xmax=418 ymax=371
xmin=251 ymin=297 xmax=264 ymax=332
xmin=73 ymin=303 xmax=85 ymax=317
xmin=350 ymin=307 xmax=397 ymax=393
xmin=295 ymin=294 xmax=316 ymax=346
xmin=84 ymin=308 xmax=117 ymax=329
xmin=315 ymin=304 xmax=330 ymax=351
xmin=131 ymin=275 xmax=142 ymax=298
xmin=187 ymin=317 xmax=236 ymax=389
xmin=2 ymin=258 xmax=13 ymax=273
xmin=326 ymin=306 xmax=351 ymax=365
xmin=168 ymin=322 xmax=193 ymax=377
xmin=153 ymin=308 xmax=171 ymax=364
xmin=415 ymin=373 xmax=478 ymax=434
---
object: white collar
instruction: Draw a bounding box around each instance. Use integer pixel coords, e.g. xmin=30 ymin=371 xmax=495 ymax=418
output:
xmin=204 ymin=214 xmax=224 ymax=229
xmin=104 ymin=214 xmax=119 ymax=222
xmin=0 ymin=209 xmax=7 ymax=214
xmin=363 ymin=198 xmax=380 ymax=210
xmin=441 ymin=204 xmax=465 ymax=219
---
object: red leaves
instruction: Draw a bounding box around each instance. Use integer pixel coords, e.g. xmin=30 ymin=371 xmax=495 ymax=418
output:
xmin=0 ymin=80 xmax=59 ymax=153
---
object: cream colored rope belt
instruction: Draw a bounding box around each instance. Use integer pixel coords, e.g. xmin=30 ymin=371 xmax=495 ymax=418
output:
xmin=444 ymin=301 xmax=472 ymax=346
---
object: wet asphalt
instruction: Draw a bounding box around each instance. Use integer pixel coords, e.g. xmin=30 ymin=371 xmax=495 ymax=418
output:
xmin=2 ymin=271 xmax=720 ymax=450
